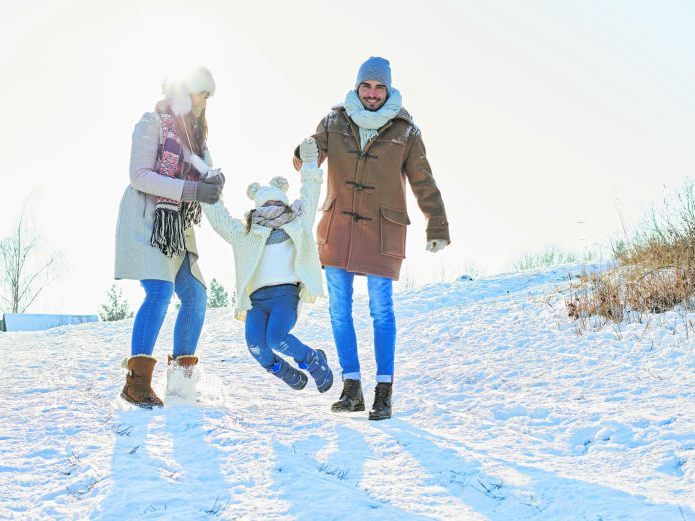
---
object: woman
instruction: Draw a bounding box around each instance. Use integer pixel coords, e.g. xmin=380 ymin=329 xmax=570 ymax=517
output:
xmin=114 ymin=66 xmax=224 ymax=408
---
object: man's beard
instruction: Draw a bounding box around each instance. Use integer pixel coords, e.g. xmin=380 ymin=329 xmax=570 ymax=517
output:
xmin=360 ymin=97 xmax=386 ymax=111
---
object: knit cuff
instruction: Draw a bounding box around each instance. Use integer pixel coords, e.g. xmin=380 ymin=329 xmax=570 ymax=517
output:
xmin=426 ymin=215 xmax=450 ymax=243
xmin=426 ymin=228 xmax=450 ymax=243
xmin=300 ymin=163 xmax=322 ymax=183
xmin=181 ymin=181 xmax=198 ymax=202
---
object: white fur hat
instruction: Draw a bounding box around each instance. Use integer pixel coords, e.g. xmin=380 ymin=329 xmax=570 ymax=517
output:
xmin=162 ymin=66 xmax=216 ymax=116
xmin=247 ymin=177 xmax=289 ymax=208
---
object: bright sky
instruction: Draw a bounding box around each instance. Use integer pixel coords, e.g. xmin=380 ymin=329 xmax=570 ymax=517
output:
xmin=1 ymin=0 xmax=694 ymax=313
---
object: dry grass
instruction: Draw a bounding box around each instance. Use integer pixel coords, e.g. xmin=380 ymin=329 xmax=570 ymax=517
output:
xmin=567 ymin=181 xmax=695 ymax=327
xmin=514 ymin=247 xmax=600 ymax=272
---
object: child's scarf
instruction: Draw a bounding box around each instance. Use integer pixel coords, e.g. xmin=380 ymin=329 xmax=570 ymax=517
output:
xmin=251 ymin=201 xmax=304 ymax=230
xmin=150 ymin=103 xmax=203 ymax=257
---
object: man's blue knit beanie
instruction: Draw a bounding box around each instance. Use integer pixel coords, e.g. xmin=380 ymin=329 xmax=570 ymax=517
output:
xmin=355 ymin=57 xmax=392 ymax=92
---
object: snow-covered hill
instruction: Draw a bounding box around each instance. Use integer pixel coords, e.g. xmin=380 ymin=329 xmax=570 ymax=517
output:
xmin=1 ymin=265 xmax=694 ymax=520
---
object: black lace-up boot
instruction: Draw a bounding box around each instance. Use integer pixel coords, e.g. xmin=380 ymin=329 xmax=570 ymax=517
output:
xmin=368 ymin=382 xmax=392 ymax=420
xmin=331 ymin=379 xmax=365 ymax=412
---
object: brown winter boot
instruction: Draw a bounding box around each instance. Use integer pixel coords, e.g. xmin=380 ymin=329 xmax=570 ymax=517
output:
xmin=167 ymin=354 xmax=199 ymax=376
xmin=120 ymin=355 xmax=164 ymax=408
xmin=166 ymin=354 xmax=200 ymax=399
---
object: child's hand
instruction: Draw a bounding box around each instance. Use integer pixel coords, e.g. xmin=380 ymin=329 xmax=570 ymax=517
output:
xmin=299 ymin=137 xmax=319 ymax=164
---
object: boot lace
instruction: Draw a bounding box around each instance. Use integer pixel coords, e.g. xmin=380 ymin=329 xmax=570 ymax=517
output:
xmin=342 ymin=379 xmax=361 ymax=399
xmin=374 ymin=384 xmax=391 ymax=406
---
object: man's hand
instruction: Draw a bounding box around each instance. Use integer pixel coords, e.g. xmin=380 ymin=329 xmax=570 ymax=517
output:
xmin=299 ymin=137 xmax=319 ymax=164
xmin=426 ymin=239 xmax=449 ymax=253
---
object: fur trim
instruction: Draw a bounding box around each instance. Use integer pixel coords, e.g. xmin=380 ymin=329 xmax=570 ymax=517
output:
xmin=185 ymin=67 xmax=215 ymax=96
xmin=129 ymin=354 xmax=157 ymax=361
xmin=167 ymin=354 xmax=199 ymax=365
xmin=190 ymin=154 xmax=210 ymax=177
xmin=162 ymin=66 xmax=215 ymax=116
xmin=169 ymin=94 xmax=192 ymax=117
xmin=121 ymin=354 xmax=157 ymax=371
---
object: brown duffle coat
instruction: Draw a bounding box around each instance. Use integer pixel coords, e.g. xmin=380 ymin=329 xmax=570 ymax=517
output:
xmin=294 ymin=104 xmax=450 ymax=280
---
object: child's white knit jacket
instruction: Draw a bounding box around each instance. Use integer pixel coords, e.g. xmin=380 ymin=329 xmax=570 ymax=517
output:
xmin=202 ymin=165 xmax=324 ymax=321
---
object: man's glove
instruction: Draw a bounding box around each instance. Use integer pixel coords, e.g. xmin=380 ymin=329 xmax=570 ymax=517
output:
xmin=299 ymin=137 xmax=319 ymax=164
xmin=426 ymin=239 xmax=449 ymax=253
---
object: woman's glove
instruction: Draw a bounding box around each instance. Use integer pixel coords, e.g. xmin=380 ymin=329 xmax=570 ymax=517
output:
xmin=182 ymin=178 xmax=223 ymax=204
xmin=299 ymin=137 xmax=319 ymax=163
xmin=190 ymin=154 xmax=225 ymax=188
xmin=204 ymin=169 xmax=225 ymax=187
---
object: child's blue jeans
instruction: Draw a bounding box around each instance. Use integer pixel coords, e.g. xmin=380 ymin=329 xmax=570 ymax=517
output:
xmin=324 ymin=266 xmax=396 ymax=383
xmin=131 ymin=254 xmax=207 ymax=357
xmin=245 ymin=283 xmax=312 ymax=369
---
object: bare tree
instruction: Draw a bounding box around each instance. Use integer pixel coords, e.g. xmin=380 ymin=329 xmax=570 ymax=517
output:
xmin=0 ymin=207 xmax=59 ymax=313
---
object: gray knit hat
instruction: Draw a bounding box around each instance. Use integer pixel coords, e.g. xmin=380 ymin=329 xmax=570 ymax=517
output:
xmin=355 ymin=57 xmax=392 ymax=92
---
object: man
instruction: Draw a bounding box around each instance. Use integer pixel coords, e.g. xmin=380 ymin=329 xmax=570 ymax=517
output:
xmin=294 ymin=57 xmax=450 ymax=420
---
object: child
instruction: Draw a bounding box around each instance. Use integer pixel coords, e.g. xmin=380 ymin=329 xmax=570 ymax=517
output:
xmin=203 ymin=138 xmax=333 ymax=392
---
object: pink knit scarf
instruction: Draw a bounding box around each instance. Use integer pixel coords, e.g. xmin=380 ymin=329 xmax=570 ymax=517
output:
xmin=150 ymin=103 xmax=202 ymax=257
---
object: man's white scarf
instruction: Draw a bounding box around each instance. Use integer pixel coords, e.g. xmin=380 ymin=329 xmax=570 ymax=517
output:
xmin=344 ymin=88 xmax=402 ymax=150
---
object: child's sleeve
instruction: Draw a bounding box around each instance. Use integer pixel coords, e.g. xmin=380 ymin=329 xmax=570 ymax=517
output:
xmin=298 ymin=164 xmax=323 ymax=229
xmin=202 ymin=200 xmax=244 ymax=246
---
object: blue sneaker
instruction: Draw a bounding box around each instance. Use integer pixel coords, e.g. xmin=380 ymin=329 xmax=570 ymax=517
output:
xmin=269 ymin=357 xmax=307 ymax=390
xmin=299 ymin=349 xmax=333 ymax=393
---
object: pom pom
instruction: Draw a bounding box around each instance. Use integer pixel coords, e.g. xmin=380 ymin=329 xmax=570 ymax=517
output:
xmin=269 ymin=176 xmax=289 ymax=193
xmin=246 ymin=182 xmax=261 ymax=200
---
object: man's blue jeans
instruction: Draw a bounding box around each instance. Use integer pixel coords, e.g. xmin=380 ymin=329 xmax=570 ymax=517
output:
xmin=325 ymin=267 xmax=396 ymax=383
xmin=131 ymin=254 xmax=207 ymax=357
xmin=245 ymin=284 xmax=312 ymax=369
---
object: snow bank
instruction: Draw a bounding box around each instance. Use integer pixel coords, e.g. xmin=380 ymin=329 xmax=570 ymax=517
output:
xmin=1 ymin=264 xmax=693 ymax=519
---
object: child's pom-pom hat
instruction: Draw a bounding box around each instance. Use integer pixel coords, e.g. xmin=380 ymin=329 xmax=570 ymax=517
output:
xmin=247 ymin=177 xmax=290 ymax=208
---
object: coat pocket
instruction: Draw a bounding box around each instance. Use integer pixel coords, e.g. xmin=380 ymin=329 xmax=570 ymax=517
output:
xmin=380 ymin=207 xmax=410 ymax=258
xmin=316 ymin=196 xmax=337 ymax=245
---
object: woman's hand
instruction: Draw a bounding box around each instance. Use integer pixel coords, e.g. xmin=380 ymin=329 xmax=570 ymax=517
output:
xmin=205 ymin=168 xmax=225 ymax=188
xmin=182 ymin=178 xmax=223 ymax=204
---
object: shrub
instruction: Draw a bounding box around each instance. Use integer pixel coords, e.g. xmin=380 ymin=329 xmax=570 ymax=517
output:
xmin=100 ymin=284 xmax=133 ymax=321
xmin=567 ymin=180 xmax=695 ymax=325
xmin=208 ymin=278 xmax=230 ymax=308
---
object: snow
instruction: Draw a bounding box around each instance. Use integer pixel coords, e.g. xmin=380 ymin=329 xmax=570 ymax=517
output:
xmin=2 ymin=313 xmax=98 ymax=332
xmin=1 ymin=264 xmax=694 ymax=520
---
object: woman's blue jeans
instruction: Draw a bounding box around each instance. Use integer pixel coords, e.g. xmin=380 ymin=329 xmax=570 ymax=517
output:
xmin=245 ymin=284 xmax=312 ymax=369
xmin=325 ymin=266 xmax=396 ymax=383
xmin=131 ymin=254 xmax=207 ymax=357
